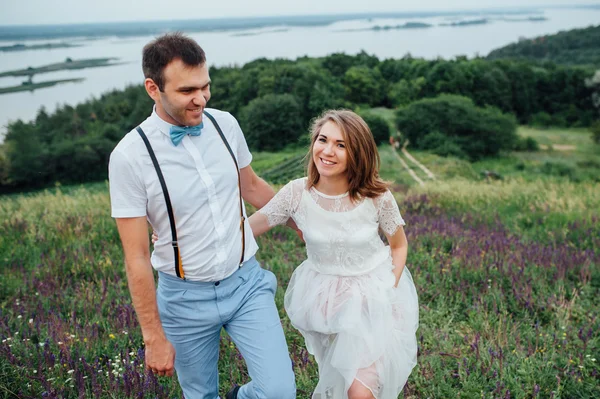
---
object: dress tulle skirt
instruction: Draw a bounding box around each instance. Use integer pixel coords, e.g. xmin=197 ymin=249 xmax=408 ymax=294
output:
xmin=284 ymin=262 xmax=419 ymax=399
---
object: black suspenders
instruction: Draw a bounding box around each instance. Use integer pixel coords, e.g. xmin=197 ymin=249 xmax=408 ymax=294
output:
xmin=136 ymin=111 xmax=246 ymax=280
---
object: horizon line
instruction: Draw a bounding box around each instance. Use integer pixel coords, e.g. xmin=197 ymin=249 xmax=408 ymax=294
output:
xmin=0 ymin=4 xmax=596 ymax=28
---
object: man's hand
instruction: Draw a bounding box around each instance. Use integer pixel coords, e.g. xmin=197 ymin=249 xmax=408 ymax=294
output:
xmin=115 ymin=217 xmax=173 ymax=377
xmin=145 ymin=336 xmax=176 ymax=377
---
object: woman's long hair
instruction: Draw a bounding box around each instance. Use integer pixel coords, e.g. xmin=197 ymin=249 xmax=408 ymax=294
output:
xmin=306 ymin=109 xmax=389 ymax=201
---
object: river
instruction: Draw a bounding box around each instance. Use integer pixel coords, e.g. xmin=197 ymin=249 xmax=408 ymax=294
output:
xmin=0 ymin=8 xmax=598 ymax=140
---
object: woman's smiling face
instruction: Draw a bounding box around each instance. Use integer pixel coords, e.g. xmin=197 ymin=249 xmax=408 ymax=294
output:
xmin=312 ymin=121 xmax=348 ymax=180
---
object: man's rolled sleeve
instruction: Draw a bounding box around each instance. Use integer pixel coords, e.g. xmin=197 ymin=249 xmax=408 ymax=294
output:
xmin=109 ymin=149 xmax=147 ymax=218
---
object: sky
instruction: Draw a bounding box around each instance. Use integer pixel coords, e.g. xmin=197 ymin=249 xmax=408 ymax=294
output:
xmin=1 ymin=0 xmax=599 ymax=25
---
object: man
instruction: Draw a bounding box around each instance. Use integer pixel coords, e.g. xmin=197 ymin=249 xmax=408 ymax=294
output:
xmin=108 ymin=33 xmax=296 ymax=399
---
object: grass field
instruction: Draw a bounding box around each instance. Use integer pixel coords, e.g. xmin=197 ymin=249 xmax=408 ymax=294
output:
xmin=1 ymin=127 xmax=599 ymax=398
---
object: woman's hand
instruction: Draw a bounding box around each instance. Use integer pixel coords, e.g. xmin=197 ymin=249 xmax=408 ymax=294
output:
xmin=151 ymin=231 xmax=158 ymax=244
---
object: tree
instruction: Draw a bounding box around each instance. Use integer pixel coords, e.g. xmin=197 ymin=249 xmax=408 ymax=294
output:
xmin=4 ymin=121 xmax=50 ymax=187
xmin=359 ymin=113 xmax=392 ymax=145
xmin=586 ymin=70 xmax=600 ymax=109
xmin=240 ymin=94 xmax=304 ymax=151
xmin=342 ymin=66 xmax=386 ymax=106
xmin=395 ymin=94 xmax=518 ymax=160
xmin=424 ymin=61 xmax=470 ymax=97
xmin=388 ymin=77 xmax=425 ymax=107
xmin=0 ymin=147 xmax=9 ymax=187
xmin=585 ymin=70 xmax=600 ymax=143
xmin=322 ymin=51 xmax=379 ymax=77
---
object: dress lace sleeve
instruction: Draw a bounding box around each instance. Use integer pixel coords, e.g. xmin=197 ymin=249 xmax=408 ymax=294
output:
xmin=258 ymin=178 xmax=305 ymax=227
xmin=375 ymin=189 xmax=406 ymax=236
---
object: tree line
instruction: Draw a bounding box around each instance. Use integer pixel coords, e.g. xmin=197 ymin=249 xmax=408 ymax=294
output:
xmin=0 ymin=51 xmax=597 ymax=192
xmin=487 ymin=24 xmax=600 ymax=67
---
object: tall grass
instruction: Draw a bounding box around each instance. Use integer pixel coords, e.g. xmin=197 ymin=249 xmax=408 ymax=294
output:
xmin=1 ymin=158 xmax=599 ymax=397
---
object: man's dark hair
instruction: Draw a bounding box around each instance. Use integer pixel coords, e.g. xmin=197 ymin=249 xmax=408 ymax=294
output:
xmin=142 ymin=32 xmax=206 ymax=91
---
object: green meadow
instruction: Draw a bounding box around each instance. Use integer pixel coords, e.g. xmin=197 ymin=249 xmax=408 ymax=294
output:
xmin=1 ymin=126 xmax=598 ymax=398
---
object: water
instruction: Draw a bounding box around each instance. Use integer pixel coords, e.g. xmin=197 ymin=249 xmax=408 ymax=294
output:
xmin=0 ymin=8 xmax=598 ymax=140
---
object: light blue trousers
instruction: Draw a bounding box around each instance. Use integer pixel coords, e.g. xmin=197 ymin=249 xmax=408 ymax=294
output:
xmin=157 ymin=257 xmax=296 ymax=399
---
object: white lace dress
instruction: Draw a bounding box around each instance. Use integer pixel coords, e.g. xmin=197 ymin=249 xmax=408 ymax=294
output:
xmin=259 ymin=178 xmax=419 ymax=399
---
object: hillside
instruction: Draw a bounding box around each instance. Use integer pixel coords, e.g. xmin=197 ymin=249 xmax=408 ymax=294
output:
xmin=1 ymin=128 xmax=599 ymax=397
xmin=486 ymin=24 xmax=600 ymax=66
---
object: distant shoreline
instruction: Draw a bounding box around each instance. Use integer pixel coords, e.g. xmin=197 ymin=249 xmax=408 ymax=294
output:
xmin=0 ymin=78 xmax=84 ymax=94
xmin=0 ymin=8 xmax=554 ymax=41
xmin=0 ymin=42 xmax=82 ymax=52
xmin=0 ymin=57 xmax=122 ymax=78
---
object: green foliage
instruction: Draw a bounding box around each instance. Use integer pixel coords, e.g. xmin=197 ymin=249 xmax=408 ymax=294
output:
xmin=424 ymin=61 xmax=470 ymax=97
xmin=0 ymin=85 xmax=151 ymax=192
xmin=514 ymin=136 xmax=540 ymax=152
xmin=591 ymin=120 xmax=600 ymax=144
xmin=529 ymin=111 xmax=554 ymax=127
xmin=420 ymin=131 xmax=467 ymax=158
xmin=0 ymin=147 xmax=9 ymax=185
xmin=540 ymin=161 xmax=577 ymax=179
xmin=358 ymin=112 xmax=391 ymax=145
xmin=1 ymin=175 xmax=599 ymax=397
xmin=240 ymin=94 xmax=305 ymax=151
xmin=342 ymin=65 xmax=386 ymax=106
xmin=395 ymin=94 xmax=518 ymax=160
xmin=261 ymin=153 xmax=306 ymax=184
xmin=1 ymin=43 xmax=598 ymax=192
xmin=3 ymin=120 xmax=50 ymax=186
xmin=487 ymin=25 xmax=600 ymax=66
xmin=388 ymin=77 xmax=426 ymax=107
xmin=321 ymin=50 xmax=380 ymax=77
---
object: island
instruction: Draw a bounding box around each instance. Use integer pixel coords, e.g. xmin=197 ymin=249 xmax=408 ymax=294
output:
xmin=372 ymin=22 xmax=432 ymax=30
xmin=339 ymin=22 xmax=433 ymax=32
xmin=440 ymin=19 xmax=489 ymax=27
xmin=0 ymin=78 xmax=85 ymax=94
xmin=0 ymin=42 xmax=82 ymax=52
xmin=0 ymin=57 xmax=122 ymax=78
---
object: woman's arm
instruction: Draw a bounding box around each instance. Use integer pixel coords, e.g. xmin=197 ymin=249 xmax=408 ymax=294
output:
xmin=377 ymin=190 xmax=408 ymax=287
xmin=386 ymin=226 xmax=408 ymax=287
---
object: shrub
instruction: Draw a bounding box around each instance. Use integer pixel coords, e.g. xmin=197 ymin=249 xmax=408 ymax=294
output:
xmin=591 ymin=120 xmax=600 ymax=144
xmin=240 ymin=94 xmax=305 ymax=151
xmin=395 ymin=94 xmax=518 ymax=160
xmin=514 ymin=136 xmax=540 ymax=152
xmin=342 ymin=66 xmax=386 ymax=106
xmin=359 ymin=113 xmax=392 ymax=145
xmin=420 ymin=131 xmax=467 ymax=158
xmin=540 ymin=161 xmax=576 ymax=179
xmin=529 ymin=112 xmax=553 ymax=128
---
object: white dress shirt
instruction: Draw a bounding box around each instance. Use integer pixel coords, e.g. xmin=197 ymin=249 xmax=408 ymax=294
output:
xmin=109 ymin=108 xmax=259 ymax=281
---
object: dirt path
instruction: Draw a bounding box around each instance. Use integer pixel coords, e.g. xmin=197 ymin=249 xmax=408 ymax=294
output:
xmin=539 ymin=144 xmax=577 ymax=151
xmin=390 ymin=147 xmax=425 ymax=186
xmin=401 ymin=145 xmax=436 ymax=180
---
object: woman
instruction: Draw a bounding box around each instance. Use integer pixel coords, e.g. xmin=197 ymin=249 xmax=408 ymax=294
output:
xmin=251 ymin=110 xmax=419 ymax=399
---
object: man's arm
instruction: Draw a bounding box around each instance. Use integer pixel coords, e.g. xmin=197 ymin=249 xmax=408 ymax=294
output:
xmin=115 ymin=217 xmax=175 ymax=377
xmin=239 ymin=165 xmax=302 ymax=239
xmin=239 ymin=165 xmax=275 ymax=209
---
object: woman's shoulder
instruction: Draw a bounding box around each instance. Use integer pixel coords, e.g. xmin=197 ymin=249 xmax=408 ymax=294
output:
xmin=288 ymin=177 xmax=309 ymax=190
xmin=371 ymin=187 xmax=394 ymax=200
xmin=370 ymin=188 xmax=397 ymax=209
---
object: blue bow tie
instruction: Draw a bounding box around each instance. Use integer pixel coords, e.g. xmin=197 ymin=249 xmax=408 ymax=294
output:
xmin=169 ymin=122 xmax=203 ymax=146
